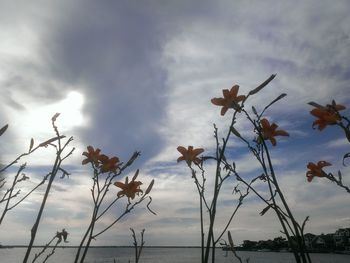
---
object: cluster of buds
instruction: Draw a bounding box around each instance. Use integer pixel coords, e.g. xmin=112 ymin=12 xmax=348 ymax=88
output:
xmin=82 ymin=146 xmax=121 ymax=174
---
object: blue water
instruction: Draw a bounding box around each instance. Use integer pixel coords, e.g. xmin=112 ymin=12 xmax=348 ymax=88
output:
xmin=0 ymin=247 xmax=349 ymax=263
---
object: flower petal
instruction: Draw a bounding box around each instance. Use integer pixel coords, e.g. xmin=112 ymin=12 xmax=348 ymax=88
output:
xmin=260 ymin=118 xmax=270 ymax=129
xmin=221 ymin=106 xmax=229 ymax=116
xmin=274 ymin=130 xmax=289 ymax=137
xmin=270 ymin=137 xmax=277 ymax=146
xmin=211 ymin=98 xmax=225 ymax=106
xmin=222 ymin=89 xmax=230 ymax=98
xmin=177 ymin=146 xmax=187 ymax=155
xmin=192 ymin=148 xmax=204 ymax=156
xmin=230 ymin=85 xmax=239 ymax=97
xmin=114 ymin=182 xmax=125 ymax=188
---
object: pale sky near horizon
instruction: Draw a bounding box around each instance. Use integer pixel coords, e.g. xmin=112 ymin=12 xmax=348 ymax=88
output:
xmin=0 ymin=0 xmax=350 ymax=247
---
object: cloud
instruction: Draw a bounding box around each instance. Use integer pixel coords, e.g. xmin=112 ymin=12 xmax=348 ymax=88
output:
xmin=1 ymin=0 xmax=350 ymax=248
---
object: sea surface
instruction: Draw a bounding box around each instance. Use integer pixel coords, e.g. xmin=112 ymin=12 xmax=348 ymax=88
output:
xmin=0 ymin=247 xmax=349 ymax=263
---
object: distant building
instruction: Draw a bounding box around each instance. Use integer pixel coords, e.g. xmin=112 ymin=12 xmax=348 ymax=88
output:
xmin=242 ymin=240 xmax=257 ymax=250
xmin=240 ymin=227 xmax=350 ymax=252
xmin=334 ymin=228 xmax=350 ymax=250
xmin=304 ymin=233 xmax=316 ymax=249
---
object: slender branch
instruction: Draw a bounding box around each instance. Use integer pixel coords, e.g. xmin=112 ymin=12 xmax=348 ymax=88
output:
xmin=31 ymin=236 xmax=56 ymax=263
xmin=8 ymin=173 xmax=50 ymax=211
xmin=96 ymin=196 xmax=122 ymax=221
xmin=92 ymin=195 xmax=149 ymax=239
xmin=0 ymin=164 xmax=25 ymax=224
xmin=215 ymin=186 xmax=249 ymax=243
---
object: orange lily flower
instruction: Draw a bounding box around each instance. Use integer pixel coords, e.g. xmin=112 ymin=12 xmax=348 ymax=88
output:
xmin=82 ymin=146 xmax=102 ymax=165
xmin=306 ymin=161 xmax=331 ymax=182
xmin=114 ymin=178 xmax=143 ymax=199
xmin=211 ymin=85 xmax=246 ymax=116
xmin=310 ymin=101 xmax=346 ymax=131
xmin=259 ymin=118 xmax=289 ymax=146
xmin=99 ymin=155 xmax=120 ymax=173
xmin=177 ymin=146 xmax=204 ymax=165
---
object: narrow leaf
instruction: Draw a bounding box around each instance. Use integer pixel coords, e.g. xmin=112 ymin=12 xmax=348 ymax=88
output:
xmin=228 ymin=231 xmax=235 ymax=249
xmin=230 ymin=126 xmax=241 ymax=138
xmin=252 ymin=106 xmax=258 ymax=115
xmin=39 ymin=135 xmax=66 ymax=147
xmin=0 ymin=124 xmax=9 ymax=137
xmin=301 ymin=216 xmax=309 ymax=233
xmin=308 ymin=101 xmax=324 ymax=109
xmin=259 ymin=205 xmax=271 ymax=216
xmin=132 ymin=169 xmax=139 ymax=181
xmin=145 ymin=179 xmax=155 ymax=195
xmin=147 ymin=196 xmax=157 ymax=215
xmin=248 ymin=74 xmax=276 ymax=96
xmin=29 ymin=138 xmax=34 ymax=152
xmin=264 ymin=93 xmax=287 ymax=111
xmin=337 ymin=170 xmax=342 ymax=182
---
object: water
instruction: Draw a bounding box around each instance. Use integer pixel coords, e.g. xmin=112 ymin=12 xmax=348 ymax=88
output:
xmin=0 ymin=247 xmax=349 ymax=263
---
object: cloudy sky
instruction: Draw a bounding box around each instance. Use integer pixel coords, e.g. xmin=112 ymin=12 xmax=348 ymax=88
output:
xmin=0 ymin=0 xmax=350 ymax=247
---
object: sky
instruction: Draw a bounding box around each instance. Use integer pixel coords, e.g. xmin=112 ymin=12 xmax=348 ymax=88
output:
xmin=0 ymin=0 xmax=350 ymax=247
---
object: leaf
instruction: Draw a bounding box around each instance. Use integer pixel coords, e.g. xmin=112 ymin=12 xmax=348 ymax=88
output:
xmin=147 ymin=196 xmax=157 ymax=215
xmin=259 ymin=204 xmax=271 ymax=216
xmin=0 ymin=124 xmax=9 ymax=137
xmin=39 ymin=135 xmax=66 ymax=147
xmin=132 ymin=169 xmax=139 ymax=181
xmin=230 ymin=126 xmax=241 ymax=138
xmin=228 ymin=231 xmax=235 ymax=249
xmin=145 ymin=179 xmax=155 ymax=195
xmin=264 ymin=93 xmax=287 ymax=111
xmin=337 ymin=170 xmax=342 ymax=182
xmin=308 ymin=101 xmax=324 ymax=109
xmin=301 ymin=216 xmax=310 ymax=234
xmin=29 ymin=138 xmax=34 ymax=152
xmin=248 ymin=74 xmax=276 ymax=96
xmin=252 ymin=106 xmax=258 ymax=115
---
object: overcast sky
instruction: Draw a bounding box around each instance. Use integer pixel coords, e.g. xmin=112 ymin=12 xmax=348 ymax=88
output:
xmin=0 ymin=0 xmax=350 ymax=247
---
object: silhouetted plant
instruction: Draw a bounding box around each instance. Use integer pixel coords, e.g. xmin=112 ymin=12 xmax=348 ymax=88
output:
xmin=220 ymin=231 xmax=250 ymax=263
xmin=177 ymin=144 xmax=250 ymax=263
xmin=306 ymin=100 xmax=350 ymax=193
xmin=32 ymin=229 xmax=69 ymax=263
xmin=0 ymin=122 xmax=68 ymax=225
xmin=23 ymin=113 xmax=74 ymax=263
xmin=130 ymin=228 xmax=145 ymax=263
xmin=178 ymin=75 xmax=311 ymax=263
xmin=74 ymin=147 xmax=155 ymax=263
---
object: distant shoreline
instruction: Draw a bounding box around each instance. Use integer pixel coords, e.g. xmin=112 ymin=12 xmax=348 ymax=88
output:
xmin=0 ymin=245 xmax=202 ymax=249
xmin=1 ymin=246 xmax=349 ymax=254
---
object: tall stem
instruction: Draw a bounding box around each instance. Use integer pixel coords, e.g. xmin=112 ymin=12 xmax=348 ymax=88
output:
xmin=23 ymin=156 xmax=60 ymax=263
xmin=263 ymin=140 xmax=310 ymax=262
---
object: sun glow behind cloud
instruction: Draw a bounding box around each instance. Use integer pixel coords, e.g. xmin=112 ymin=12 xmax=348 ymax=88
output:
xmin=2 ymin=90 xmax=87 ymax=163
xmin=12 ymin=90 xmax=85 ymax=133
